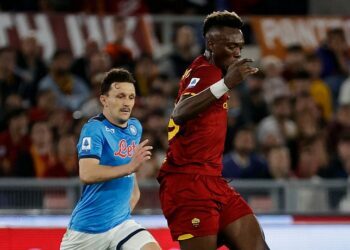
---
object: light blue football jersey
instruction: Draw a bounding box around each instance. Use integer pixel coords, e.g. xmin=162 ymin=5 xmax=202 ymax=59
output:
xmin=68 ymin=114 xmax=142 ymax=233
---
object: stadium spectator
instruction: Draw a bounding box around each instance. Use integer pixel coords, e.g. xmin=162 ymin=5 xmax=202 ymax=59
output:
xmin=322 ymin=132 xmax=350 ymax=178
xmin=0 ymin=108 xmax=31 ymax=177
xmin=161 ymin=25 xmax=201 ymax=78
xmin=38 ymin=50 xmax=89 ymax=111
xmin=294 ymin=135 xmax=328 ymax=179
xmin=257 ymin=88 xmax=297 ymax=149
xmin=317 ymin=28 xmax=349 ymax=79
xmin=71 ymin=39 xmax=100 ymax=86
xmin=265 ymin=145 xmax=292 ymax=180
xmin=260 ymin=55 xmax=288 ymax=104
xmin=52 ymin=133 xmax=78 ymax=177
xmin=134 ymin=53 xmax=159 ymax=96
xmin=16 ymin=33 xmax=47 ymax=105
xmin=0 ymin=47 xmax=27 ymax=108
xmin=293 ymin=91 xmax=321 ymax=123
xmin=326 ymin=99 xmax=350 ymax=155
xmin=305 ymin=53 xmax=333 ymax=121
xmin=79 ymin=73 xmax=104 ymax=118
xmin=239 ymin=71 xmax=269 ymax=125
xmin=282 ymin=44 xmax=306 ymax=81
xmin=28 ymin=121 xmax=56 ymax=178
xmin=293 ymin=135 xmax=329 ymax=212
xmin=222 ymin=126 xmax=270 ymax=179
xmin=28 ymin=89 xmax=57 ymax=123
xmin=105 ymin=16 xmax=134 ymax=69
xmin=316 ymin=28 xmax=350 ymax=106
xmin=294 ymin=109 xmax=319 ymax=139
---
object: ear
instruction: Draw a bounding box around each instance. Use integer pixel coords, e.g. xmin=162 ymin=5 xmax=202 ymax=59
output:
xmin=100 ymin=95 xmax=107 ymax=107
xmin=206 ymin=40 xmax=213 ymax=52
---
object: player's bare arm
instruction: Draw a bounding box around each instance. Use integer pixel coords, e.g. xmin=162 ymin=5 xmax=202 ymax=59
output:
xmin=172 ymin=58 xmax=258 ymax=125
xmin=130 ymin=177 xmax=140 ymax=211
xmin=79 ymin=139 xmax=152 ymax=184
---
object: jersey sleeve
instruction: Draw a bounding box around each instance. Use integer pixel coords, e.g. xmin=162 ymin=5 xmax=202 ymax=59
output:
xmin=181 ymin=66 xmax=222 ymax=96
xmin=77 ymin=121 xmax=104 ymax=160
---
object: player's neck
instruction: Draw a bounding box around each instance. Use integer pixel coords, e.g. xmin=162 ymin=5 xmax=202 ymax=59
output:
xmin=102 ymin=111 xmax=128 ymax=128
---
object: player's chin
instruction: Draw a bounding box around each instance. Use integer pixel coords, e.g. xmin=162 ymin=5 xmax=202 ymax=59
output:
xmin=119 ymin=113 xmax=130 ymax=121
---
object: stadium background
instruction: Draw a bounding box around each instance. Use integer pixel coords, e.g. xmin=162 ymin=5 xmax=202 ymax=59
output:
xmin=1 ymin=0 xmax=350 ymax=249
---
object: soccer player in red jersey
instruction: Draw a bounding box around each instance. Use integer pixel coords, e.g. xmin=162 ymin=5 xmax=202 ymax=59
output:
xmin=157 ymin=11 xmax=270 ymax=250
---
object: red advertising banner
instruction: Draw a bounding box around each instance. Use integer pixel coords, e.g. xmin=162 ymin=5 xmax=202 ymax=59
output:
xmin=250 ymin=16 xmax=350 ymax=57
xmin=0 ymin=13 xmax=157 ymax=60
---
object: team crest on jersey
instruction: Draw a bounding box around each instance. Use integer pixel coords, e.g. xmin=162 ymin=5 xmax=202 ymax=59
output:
xmin=188 ymin=78 xmax=200 ymax=88
xmin=81 ymin=137 xmax=91 ymax=151
xmin=191 ymin=218 xmax=200 ymax=227
xmin=129 ymin=124 xmax=137 ymax=135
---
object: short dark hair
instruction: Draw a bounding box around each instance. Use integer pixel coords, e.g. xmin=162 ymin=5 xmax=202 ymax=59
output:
xmin=327 ymin=27 xmax=345 ymax=38
xmin=5 ymin=108 xmax=27 ymax=125
xmin=51 ymin=49 xmax=71 ymax=61
xmin=339 ymin=132 xmax=350 ymax=143
xmin=286 ymin=44 xmax=303 ymax=53
xmin=100 ymin=68 xmax=136 ymax=95
xmin=203 ymin=11 xmax=243 ymax=36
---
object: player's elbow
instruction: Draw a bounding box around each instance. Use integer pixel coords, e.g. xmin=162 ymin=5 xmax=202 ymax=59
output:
xmin=79 ymin=173 xmax=95 ymax=184
xmin=79 ymin=167 xmax=96 ymax=184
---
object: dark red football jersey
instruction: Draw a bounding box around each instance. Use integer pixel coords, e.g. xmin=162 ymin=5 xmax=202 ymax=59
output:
xmin=161 ymin=55 xmax=229 ymax=176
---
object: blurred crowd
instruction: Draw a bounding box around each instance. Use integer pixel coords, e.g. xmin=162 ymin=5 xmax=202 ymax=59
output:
xmin=0 ymin=15 xmax=350 ymax=190
xmin=0 ymin=0 xmax=307 ymax=15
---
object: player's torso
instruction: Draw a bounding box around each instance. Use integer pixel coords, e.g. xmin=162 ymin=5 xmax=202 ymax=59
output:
xmin=165 ymin=56 xmax=228 ymax=175
xmin=99 ymin=120 xmax=139 ymax=166
xmin=70 ymin=116 xmax=141 ymax=233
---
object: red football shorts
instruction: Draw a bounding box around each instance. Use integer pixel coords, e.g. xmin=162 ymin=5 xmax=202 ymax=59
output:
xmin=158 ymin=172 xmax=253 ymax=241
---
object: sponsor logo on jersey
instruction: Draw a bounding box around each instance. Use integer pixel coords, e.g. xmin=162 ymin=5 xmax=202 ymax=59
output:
xmin=114 ymin=139 xmax=136 ymax=158
xmin=187 ymin=77 xmax=200 ymax=88
xmin=81 ymin=137 xmax=91 ymax=151
xmin=129 ymin=124 xmax=137 ymax=135
xmin=105 ymin=126 xmax=115 ymax=133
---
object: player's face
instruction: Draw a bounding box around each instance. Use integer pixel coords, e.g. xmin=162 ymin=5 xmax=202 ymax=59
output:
xmin=100 ymin=82 xmax=135 ymax=127
xmin=209 ymin=27 xmax=244 ymax=70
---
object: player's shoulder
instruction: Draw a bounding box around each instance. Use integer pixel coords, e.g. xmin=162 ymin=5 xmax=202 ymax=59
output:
xmin=191 ymin=56 xmax=221 ymax=71
xmin=190 ymin=56 xmax=222 ymax=77
xmin=128 ymin=117 xmax=142 ymax=129
xmin=127 ymin=118 xmax=142 ymax=136
xmin=84 ymin=114 xmax=106 ymax=130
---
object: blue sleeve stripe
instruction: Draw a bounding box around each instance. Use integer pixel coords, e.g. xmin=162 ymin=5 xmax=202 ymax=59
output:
xmin=79 ymin=155 xmax=101 ymax=160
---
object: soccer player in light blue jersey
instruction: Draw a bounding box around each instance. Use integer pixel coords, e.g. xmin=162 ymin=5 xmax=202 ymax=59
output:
xmin=60 ymin=68 xmax=160 ymax=250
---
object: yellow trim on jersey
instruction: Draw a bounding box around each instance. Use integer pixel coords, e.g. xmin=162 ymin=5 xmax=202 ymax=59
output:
xmin=178 ymin=234 xmax=194 ymax=240
xmin=182 ymin=92 xmax=196 ymax=96
xmin=181 ymin=68 xmax=192 ymax=80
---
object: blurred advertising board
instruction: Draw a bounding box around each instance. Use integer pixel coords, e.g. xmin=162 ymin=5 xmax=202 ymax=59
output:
xmin=0 ymin=13 xmax=157 ymax=60
xmin=250 ymin=16 xmax=350 ymax=57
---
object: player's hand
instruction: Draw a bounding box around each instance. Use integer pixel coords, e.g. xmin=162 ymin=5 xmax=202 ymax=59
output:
xmin=129 ymin=139 xmax=152 ymax=173
xmin=224 ymin=58 xmax=259 ymax=89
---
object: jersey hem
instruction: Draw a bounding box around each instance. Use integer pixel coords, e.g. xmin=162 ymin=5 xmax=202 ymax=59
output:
xmin=78 ymin=155 xmax=101 ymax=160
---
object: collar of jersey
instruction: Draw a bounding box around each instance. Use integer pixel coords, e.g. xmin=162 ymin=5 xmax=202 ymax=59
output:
xmin=100 ymin=113 xmax=129 ymax=130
